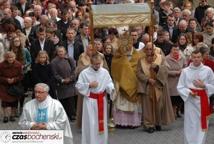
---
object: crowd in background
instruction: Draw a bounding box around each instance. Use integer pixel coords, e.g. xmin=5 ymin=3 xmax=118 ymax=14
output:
xmin=0 ymin=0 xmax=213 ymax=133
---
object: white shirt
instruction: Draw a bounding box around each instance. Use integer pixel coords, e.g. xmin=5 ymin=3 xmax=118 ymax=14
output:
xmin=67 ymin=41 xmax=74 ymax=59
xmin=25 ymin=27 xmax=31 ymax=37
xmin=39 ymin=40 xmax=45 ymax=50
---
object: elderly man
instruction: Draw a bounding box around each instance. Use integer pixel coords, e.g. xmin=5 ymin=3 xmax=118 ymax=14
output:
xmin=76 ymin=52 xmax=115 ymax=144
xmin=19 ymin=83 xmax=73 ymax=144
xmin=137 ymin=42 xmax=175 ymax=133
xmin=22 ymin=16 xmax=36 ymax=44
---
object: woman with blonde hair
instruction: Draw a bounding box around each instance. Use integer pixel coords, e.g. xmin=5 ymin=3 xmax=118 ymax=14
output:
xmin=32 ymin=50 xmax=55 ymax=98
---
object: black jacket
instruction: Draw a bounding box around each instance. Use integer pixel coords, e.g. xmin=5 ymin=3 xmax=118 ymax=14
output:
xmin=60 ymin=38 xmax=84 ymax=62
xmin=163 ymin=25 xmax=179 ymax=43
xmin=194 ymin=4 xmax=211 ymax=24
xmin=22 ymin=26 xmax=37 ymax=44
xmin=16 ymin=2 xmax=31 ymax=16
xmin=30 ymin=39 xmax=56 ymax=63
xmin=32 ymin=63 xmax=56 ymax=98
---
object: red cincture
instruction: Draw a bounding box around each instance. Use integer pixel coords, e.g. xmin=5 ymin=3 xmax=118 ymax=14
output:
xmin=190 ymin=89 xmax=211 ymax=130
xmin=89 ymin=92 xmax=105 ymax=133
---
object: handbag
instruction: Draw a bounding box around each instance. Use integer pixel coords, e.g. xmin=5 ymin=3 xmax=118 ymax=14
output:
xmin=7 ymin=82 xmax=24 ymax=97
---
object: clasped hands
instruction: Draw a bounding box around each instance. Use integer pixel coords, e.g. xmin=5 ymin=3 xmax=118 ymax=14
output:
xmin=190 ymin=79 xmax=205 ymax=97
xmin=31 ymin=123 xmax=47 ymax=130
xmin=62 ymin=77 xmax=71 ymax=84
xmin=148 ymin=78 xmax=156 ymax=86
xmin=7 ymin=78 xmax=15 ymax=84
xmin=89 ymin=81 xmax=99 ymax=88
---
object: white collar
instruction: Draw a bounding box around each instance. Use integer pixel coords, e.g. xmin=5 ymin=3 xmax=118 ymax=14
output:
xmin=36 ymin=95 xmax=51 ymax=109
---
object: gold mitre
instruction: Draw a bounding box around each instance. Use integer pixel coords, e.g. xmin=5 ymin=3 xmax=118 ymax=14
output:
xmin=116 ymin=31 xmax=133 ymax=56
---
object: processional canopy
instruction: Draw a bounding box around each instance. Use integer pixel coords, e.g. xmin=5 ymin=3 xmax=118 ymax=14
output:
xmin=91 ymin=3 xmax=151 ymax=28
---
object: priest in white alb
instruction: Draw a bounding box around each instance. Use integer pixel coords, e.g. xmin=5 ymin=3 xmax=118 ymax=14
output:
xmin=76 ymin=52 xmax=115 ymax=144
xmin=177 ymin=50 xmax=214 ymax=144
xmin=19 ymin=83 xmax=73 ymax=144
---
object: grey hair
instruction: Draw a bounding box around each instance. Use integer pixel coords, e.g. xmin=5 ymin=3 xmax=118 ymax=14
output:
xmin=35 ymin=83 xmax=50 ymax=92
xmin=182 ymin=9 xmax=191 ymax=16
xmin=205 ymin=7 xmax=214 ymax=16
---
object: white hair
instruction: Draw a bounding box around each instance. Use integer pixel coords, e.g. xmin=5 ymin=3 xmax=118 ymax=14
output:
xmin=182 ymin=9 xmax=191 ymax=16
xmin=206 ymin=7 xmax=214 ymax=15
xmin=179 ymin=19 xmax=188 ymax=26
xmin=35 ymin=83 xmax=50 ymax=92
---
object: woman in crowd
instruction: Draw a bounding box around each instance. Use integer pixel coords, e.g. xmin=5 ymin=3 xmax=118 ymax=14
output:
xmin=209 ymin=38 xmax=214 ymax=59
xmin=177 ymin=33 xmax=189 ymax=60
xmin=183 ymin=32 xmax=204 ymax=60
xmin=201 ymin=7 xmax=214 ymax=29
xmin=166 ymin=45 xmax=186 ymax=118
xmin=199 ymin=46 xmax=214 ymax=71
xmin=0 ymin=52 xmax=23 ymax=123
xmin=51 ymin=46 xmax=76 ymax=121
xmin=104 ymin=44 xmax=113 ymax=74
xmin=9 ymin=36 xmax=32 ymax=115
xmin=103 ymin=43 xmax=114 ymax=128
xmin=32 ymin=50 xmax=55 ymax=98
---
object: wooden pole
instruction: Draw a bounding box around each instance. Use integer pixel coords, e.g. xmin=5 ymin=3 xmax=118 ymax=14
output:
xmin=89 ymin=4 xmax=95 ymax=51
xmin=149 ymin=0 xmax=154 ymax=48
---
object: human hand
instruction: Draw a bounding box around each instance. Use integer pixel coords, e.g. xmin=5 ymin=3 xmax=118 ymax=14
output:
xmin=89 ymin=81 xmax=98 ymax=88
xmin=148 ymin=78 xmax=156 ymax=86
xmin=31 ymin=124 xmax=40 ymax=130
xmin=7 ymin=78 xmax=14 ymax=84
xmin=150 ymin=64 xmax=159 ymax=73
xmin=31 ymin=123 xmax=47 ymax=130
xmin=176 ymin=70 xmax=182 ymax=76
xmin=63 ymin=78 xmax=71 ymax=84
xmin=189 ymin=91 xmax=197 ymax=98
xmin=37 ymin=123 xmax=47 ymax=130
xmin=193 ymin=80 xmax=205 ymax=89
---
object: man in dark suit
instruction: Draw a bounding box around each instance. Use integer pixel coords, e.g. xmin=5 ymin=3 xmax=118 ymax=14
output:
xmin=154 ymin=30 xmax=172 ymax=56
xmin=60 ymin=28 xmax=84 ymax=62
xmin=15 ymin=0 xmax=31 ymax=16
xmin=57 ymin=9 xmax=71 ymax=40
xmin=163 ymin=14 xmax=179 ymax=43
xmin=30 ymin=26 xmax=56 ymax=64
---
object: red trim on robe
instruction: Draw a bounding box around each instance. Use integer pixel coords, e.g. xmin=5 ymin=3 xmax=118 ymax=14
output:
xmin=190 ymin=89 xmax=211 ymax=130
xmin=89 ymin=92 xmax=105 ymax=133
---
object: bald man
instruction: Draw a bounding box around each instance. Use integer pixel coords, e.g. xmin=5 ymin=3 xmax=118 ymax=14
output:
xmin=22 ymin=16 xmax=36 ymax=44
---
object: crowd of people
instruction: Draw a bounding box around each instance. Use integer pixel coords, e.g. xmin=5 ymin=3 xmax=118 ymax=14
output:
xmin=0 ymin=0 xmax=214 ymax=144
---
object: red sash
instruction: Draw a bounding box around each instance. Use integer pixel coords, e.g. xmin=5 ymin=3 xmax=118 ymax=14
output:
xmin=190 ymin=89 xmax=211 ymax=130
xmin=89 ymin=92 xmax=105 ymax=133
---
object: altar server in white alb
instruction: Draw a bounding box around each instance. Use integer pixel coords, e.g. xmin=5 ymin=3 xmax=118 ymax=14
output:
xmin=19 ymin=83 xmax=73 ymax=144
xmin=177 ymin=50 xmax=214 ymax=144
xmin=76 ymin=52 xmax=115 ymax=144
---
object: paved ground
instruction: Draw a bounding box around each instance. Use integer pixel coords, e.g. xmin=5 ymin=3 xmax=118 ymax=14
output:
xmin=0 ymin=113 xmax=214 ymax=144
xmin=0 ymin=97 xmax=214 ymax=144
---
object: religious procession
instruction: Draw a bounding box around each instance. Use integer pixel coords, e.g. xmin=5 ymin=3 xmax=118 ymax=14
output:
xmin=0 ymin=0 xmax=214 ymax=144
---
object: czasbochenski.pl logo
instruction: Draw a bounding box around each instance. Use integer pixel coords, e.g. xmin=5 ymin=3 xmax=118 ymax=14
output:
xmin=0 ymin=131 xmax=12 ymax=143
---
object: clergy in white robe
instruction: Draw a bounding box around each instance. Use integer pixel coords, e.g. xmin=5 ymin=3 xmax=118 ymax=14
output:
xmin=19 ymin=83 xmax=73 ymax=144
xmin=75 ymin=53 xmax=115 ymax=144
xmin=177 ymin=50 xmax=214 ymax=144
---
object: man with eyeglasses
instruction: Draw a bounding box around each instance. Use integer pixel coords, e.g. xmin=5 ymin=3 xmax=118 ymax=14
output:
xmin=19 ymin=83 xmax=73 ymax=144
